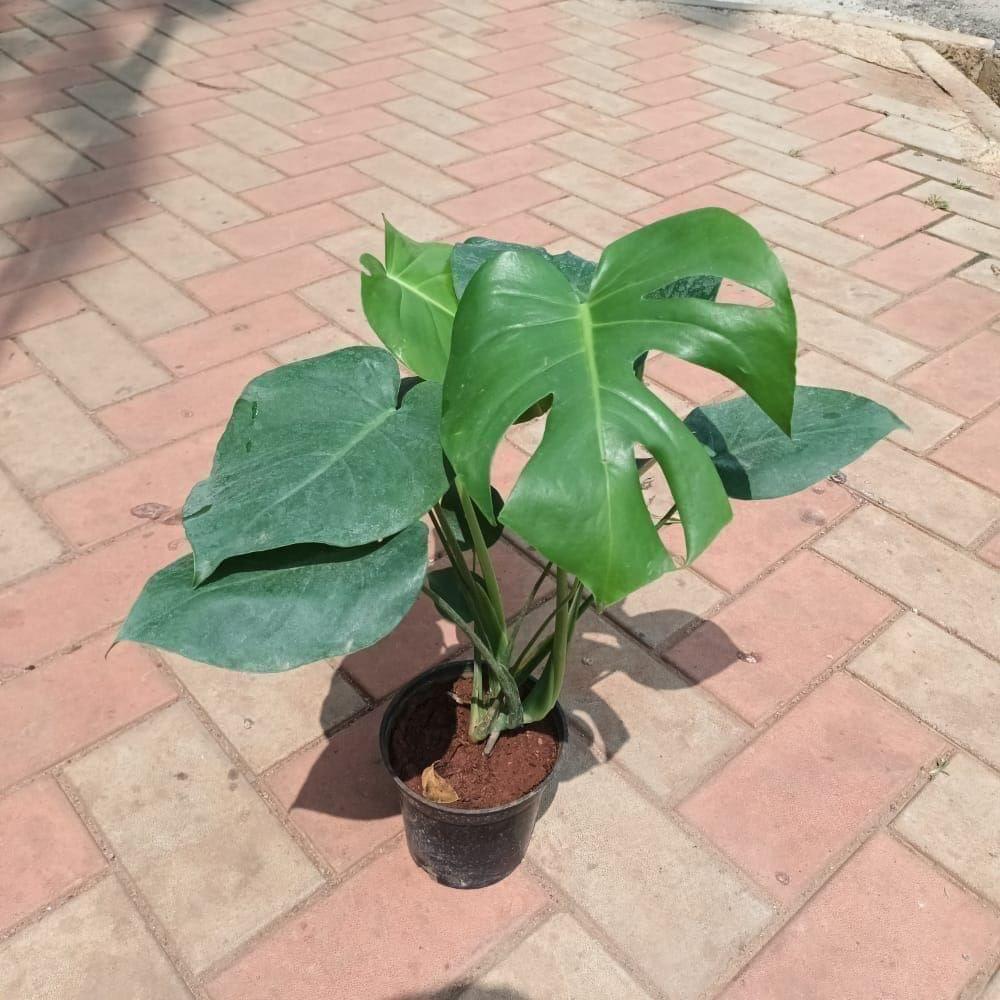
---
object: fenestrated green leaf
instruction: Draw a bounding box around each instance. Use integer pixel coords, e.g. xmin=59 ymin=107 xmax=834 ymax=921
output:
xmin=452 ymin=237 xmax=596 ymax=299
xmin=441 ymin=208 xmax=798 ymax=606
xmin=685 ymin=386 xmax=905 ymax=500
xmin=184 ymin=346 xmax=446 ymax=583
xmin=361 ymin=220 xmax=457 ymax=381
xmin=118 ymin=524 xmax=430 ymax=672
xmin=454 ymin=242 xmax=724 ymax=408
xmin=636 ymin=274 xmax=722 ymax=377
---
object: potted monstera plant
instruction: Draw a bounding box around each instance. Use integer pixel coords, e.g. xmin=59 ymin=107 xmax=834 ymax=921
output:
xmin=119 ymin=209 xmax=901 ymax=888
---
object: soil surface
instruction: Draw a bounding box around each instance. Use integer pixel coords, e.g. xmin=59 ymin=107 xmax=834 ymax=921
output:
xmin=389 ymin=676 xmax=560 ymax=810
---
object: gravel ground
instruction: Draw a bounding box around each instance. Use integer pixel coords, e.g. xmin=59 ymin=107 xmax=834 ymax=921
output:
xmin=810 ymin=0 xmax=999 ymax=43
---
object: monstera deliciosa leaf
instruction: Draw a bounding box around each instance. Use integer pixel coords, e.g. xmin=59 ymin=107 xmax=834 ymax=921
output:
xmin=452 ymin=238 xmax=596 ymax=299
xmin=686 ymin=386 xmax=905 ymax=500
xmin=184 ymin=347 xmax=446 ymax=583
xmin=441 ymin=208 xmax=798 ymax=606
xmin=361 ymin=222 xmax=457 ymax=382
xmin=119 ymin=526 xmax=429 ymax=671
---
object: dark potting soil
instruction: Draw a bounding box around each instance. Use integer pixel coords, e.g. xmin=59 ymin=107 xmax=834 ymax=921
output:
xmin=389 ymin=676 xmax=560 ymax=810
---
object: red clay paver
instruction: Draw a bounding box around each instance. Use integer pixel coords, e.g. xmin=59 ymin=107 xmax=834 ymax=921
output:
xmin=898 ymin=329 xmax=1000 ymax=417
xmin=800 ymin=129 xmax=901 ymax=170
xmin=680 ymin=673 xmax=946 ymax=900
xmin=96 ymin=352 xmax=274 ymax=451
xmin=850 ymin=232 xmax=977 ymax=292
xmin=267 ymin=705 xmax=402 ymax=874
xmin=830 ymin=193 xmax=943 ymax=247
xmin=0 ymin=633 xmax=177 ymax=789
xmin=778 ymin=80 xmax=866 ymax=113
xmin=241 ymin=165 xmax=376 ymax=213
xmin=206 ymin=844 xmax=547 ymax=1000
xmin=631 ymin=150 xmax=739 ymax=197
xmin=720 ymin=834 xmax=1000 ymax=999
xmin=663 ymin=484 xmax=855 ymax=593
xmin=0 ymin=526 xmax=186 ymax=670
xmin=0 ymin=777 xmax=105 ymax=931
xmin=41 ymin=426 xmax=219 ymax=546
xmin=811 ymin=159 xmax=920 ymax=206
xmin=0 ymin=280 xmax=84 ymax=338
xmin=0 ymin=341 xmax=38 ymax=386
xmin=185 ymin=245 xmax=344 ymax=312
xmin=787 ymin=103 xmax=882 ymax=140
xmin=877 ymin=277 xmax=1000 ymax=348
xmin=933 ymin=406 xmax=1000 ymax=493
xmin=669 ymin=551 xmax=896 ymax=724
xmin=145 ymin=295 xmax=326 ymax=375
xmin=646 ymin=352 xmax=738 ymax=403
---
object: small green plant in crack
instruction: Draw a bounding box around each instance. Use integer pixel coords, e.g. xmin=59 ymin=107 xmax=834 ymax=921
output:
xmin=925 ymin=193 xmax=950 ymax=210
xmin=951 ymin=178 xmax=971 ymax=191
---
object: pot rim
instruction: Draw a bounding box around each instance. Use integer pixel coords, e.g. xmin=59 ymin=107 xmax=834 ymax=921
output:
xmin=378 ymin=659 xmax=568 ymax=818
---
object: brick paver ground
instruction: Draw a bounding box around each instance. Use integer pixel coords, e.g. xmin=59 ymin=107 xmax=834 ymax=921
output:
xmin=1 ymin=0 xmax=999 ymax=996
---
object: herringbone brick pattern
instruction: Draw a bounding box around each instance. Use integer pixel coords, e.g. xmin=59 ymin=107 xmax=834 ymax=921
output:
xmin=1 ymin=0 xmax=999 ymax=996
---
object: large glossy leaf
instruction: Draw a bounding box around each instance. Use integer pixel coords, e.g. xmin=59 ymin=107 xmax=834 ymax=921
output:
xmin=441 ymin=208 xmax=797 ymax=605
xmin=454 ymin=240 xmax=722 ymax=302
xmin=454 ymin=240 xmax=723 ymax=401
xmin=685 ymin=386 xmax=905 ymax=500
xmin=360 ymin=221 xmax=457 ymax=381
xmin=118 ymin=525 xmax=429 ymax=671
xmin=452 ymin=237 xmax=595 ymax=299
xmin=184 ymin=346 xmax=446 ymax=583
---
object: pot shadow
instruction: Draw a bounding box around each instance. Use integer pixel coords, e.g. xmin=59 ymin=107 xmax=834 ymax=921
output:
xmin=291 ymin=601 xmax=742 ymax=824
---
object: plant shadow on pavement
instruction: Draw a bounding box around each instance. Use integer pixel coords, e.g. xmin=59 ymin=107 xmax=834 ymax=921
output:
xmin=292 ymin=601 xmax=741 ymax=824
xmin=0 ymin=2 xmax=249 ymax=347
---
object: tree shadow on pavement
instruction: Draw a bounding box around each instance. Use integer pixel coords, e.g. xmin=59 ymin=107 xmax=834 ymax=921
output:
xmin=0 ymin=1 xmax=249 ymax=345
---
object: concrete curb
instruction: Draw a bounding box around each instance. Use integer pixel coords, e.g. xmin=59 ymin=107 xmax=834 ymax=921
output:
xmin=661 ymin=0 xmax=995 ymax=52
xmin=904 ymin=41 xmax=1000 ymax=143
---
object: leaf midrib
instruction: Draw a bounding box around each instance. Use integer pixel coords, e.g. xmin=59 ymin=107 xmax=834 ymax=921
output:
xmin=578 ymin=301 xmax=614 ymax=590
xmin=199 ymin=405 xmax=399 ymax=562
xmin=394 ymin=256 xmax=454 ymax=356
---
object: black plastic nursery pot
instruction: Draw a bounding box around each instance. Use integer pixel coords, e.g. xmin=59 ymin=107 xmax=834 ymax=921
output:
xmin=379 ymin=660 xmax=567 ymax=890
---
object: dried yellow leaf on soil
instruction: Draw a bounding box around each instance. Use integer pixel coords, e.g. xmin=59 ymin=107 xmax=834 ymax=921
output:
xmin=421 ymin=763 xmax=459 ymax=803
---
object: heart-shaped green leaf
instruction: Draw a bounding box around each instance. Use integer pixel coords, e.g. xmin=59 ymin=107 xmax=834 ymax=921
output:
xmin=685 ymin=386 xmax=905 ymax=499
xmin=184 ymin=346 xmax=446 ymax=583
xmin=361 ymin=220 xmax=457 ymax=381
xmin=118 ymin=524 xmax=429 ymax=671
xmin=441 ymin=208 xmax=797 ymax=605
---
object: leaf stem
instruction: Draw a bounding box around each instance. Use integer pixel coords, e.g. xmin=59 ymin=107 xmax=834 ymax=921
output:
xmin=520 ymin=569 xmax=573 ymax=723
xmin=511 ymin=579 xmax=578 ymax=677
xmin=508 ymin=559 xmax=552 ymax=651
xmin=421 ymin=583 xmax=504 ymax=675
xmin=655 ymin=503 xmax=678 ymax=529
xmin=456 ymin=484 xmax=504 ymax=623
xmin=430 ymin=504 xmax=503 ymax=641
